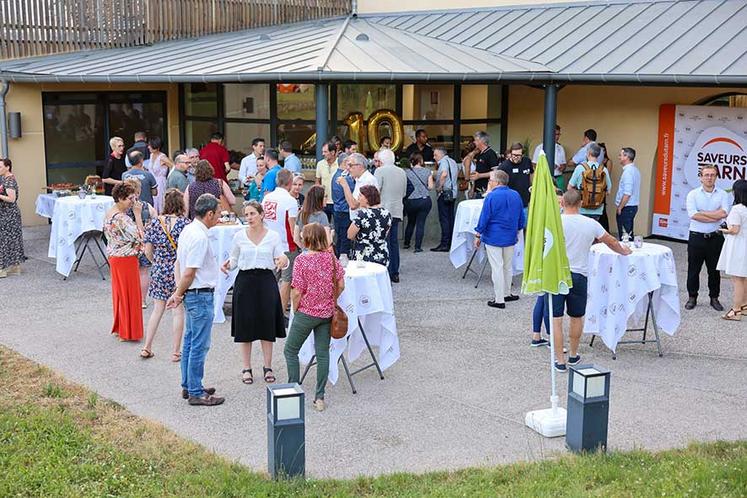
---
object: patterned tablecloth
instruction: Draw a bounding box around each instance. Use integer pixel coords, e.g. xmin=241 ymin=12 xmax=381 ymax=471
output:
xmin=584 ymin=242 xmax=680 ymax=352
xmin=48 ymin=195 xmax=114 ymax=277
xmin=448 ymin=198 xmax=524 ymax=275
xmin=35 ymin=193 xmax=58 ymax=218
xmin=298 ymin=261 xmax=400 ymax=384
xmin=208 ymin=223 xmax=244 ymax=323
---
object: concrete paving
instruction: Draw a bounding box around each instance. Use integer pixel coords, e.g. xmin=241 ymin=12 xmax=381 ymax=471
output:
xmin=1 ymin=224 xmax=746 ymax=478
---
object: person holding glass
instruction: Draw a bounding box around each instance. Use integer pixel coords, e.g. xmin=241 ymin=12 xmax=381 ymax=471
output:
xmin=221 ymin=201 xmax=288 ymax=385
xmin=348 ymin=185 xmax=392 ymax=267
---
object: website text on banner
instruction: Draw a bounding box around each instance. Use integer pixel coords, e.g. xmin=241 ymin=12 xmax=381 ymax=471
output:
xmin=653 ymin=104 xmax=745 ymax=240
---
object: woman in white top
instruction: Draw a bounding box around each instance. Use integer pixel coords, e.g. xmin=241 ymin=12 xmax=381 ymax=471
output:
xmin=221 ymin=201 xmax=289 ymax=384
xmin=717 ymin=179 xmax=747 ymax=321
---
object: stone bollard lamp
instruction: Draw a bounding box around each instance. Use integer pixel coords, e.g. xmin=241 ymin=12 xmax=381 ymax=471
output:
xmin=267 ymin=383 xmax=305 ymax=479
xmin=566 ymin=365 xmax=611 ymax=453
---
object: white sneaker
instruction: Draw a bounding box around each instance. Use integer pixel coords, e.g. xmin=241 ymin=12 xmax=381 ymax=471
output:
xmin=313 ymin=399 xmax=326 ymax=412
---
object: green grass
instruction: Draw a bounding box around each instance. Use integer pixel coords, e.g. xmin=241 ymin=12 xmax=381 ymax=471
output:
xmin=1 ymin=347 xmax=745 ymax=497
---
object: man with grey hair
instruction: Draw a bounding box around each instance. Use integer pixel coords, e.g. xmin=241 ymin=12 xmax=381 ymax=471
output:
xmin=469 ymin=131 xmax=500 ymax=197
xmin=122 ymin=150 xmax=158 ymax=206
xmin=336 ymin=152 xmax=379 ymax=221
xmin=474 ymin=169 xmax=525 ymax=309
xmin=374 ymin=147 xmax=407 ymax=282
xmin=167 ymin=153 xmax=190 ymax=192
xmin=167 ymin=193 xmax=224 ymax=406
xmin=185 ymin=147 xmax=200 ymax=184
xmin=568 ymin=142 xmax=612 ymax=220
xmin=432 ymin=146 xmax=459 ymax=252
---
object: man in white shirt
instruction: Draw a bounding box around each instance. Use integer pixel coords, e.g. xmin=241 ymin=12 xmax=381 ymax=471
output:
xmin=567 ymin=128 xmax=605 ymax=170
xmin=167 ymin=193 xmax=224 ymax=406
xmin=238 ymin=137 xmax=265 ymax=187
xmin=553 ymin=189 xmax=630 ymax=372
xmin=336 ymin=152 xmax=379 ymax=221
xmin=614 ymin=147 xmax=641 ymax=239
xmin=374 ymin=148 xmax=407 ymax=282
xmin=532 ymin=124 xmax=567 ymax=189
xmin=315 ymin=140 xmax=339 ymax=221
xmin=262 ymin=168 xmax=299 ymax=316
xmin=685 ymin=164 xmax=730 ymax=311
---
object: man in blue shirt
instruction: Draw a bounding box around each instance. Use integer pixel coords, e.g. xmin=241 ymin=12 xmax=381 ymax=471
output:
xmin=261 ymin=149 xmax=283 ymax=197
xmin=615 ymin=147 xmax=641 ymax=239
xmin=331 ymin=157 xmax=355 ymax=259
xmin=279 ymin=141 xmax=302 ymax=174
xmin=474 ymin=169 xmax=525 ymax=309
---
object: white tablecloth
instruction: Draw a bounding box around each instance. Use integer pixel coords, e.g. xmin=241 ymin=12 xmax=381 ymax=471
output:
xmin=298 ymin=261 xmax=400 ymax=384
xmin=584 ymin=242 xmax=680 ymax=352
xmin=35 ymin=193 xmax=58 ymax=219
xmin=209 ymin=223 xmax=244 ymax=323
xmin=449 ymin=198 xmax=524 ymax=275
xmin=48 ymin=196 xmax=114 ymax=277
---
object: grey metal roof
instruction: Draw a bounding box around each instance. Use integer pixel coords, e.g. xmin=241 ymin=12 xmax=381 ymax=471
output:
xmin=2 ymin=0 xmax=746 ymax=84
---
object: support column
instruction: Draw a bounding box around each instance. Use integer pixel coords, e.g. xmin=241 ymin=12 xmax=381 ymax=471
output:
xmin=0 ymin=80 xmax=10 ymax=158
xmin=542 ymin=84 xmax=558 ymax=177
xmin=315 ymin=83 xmax=329 ymax=161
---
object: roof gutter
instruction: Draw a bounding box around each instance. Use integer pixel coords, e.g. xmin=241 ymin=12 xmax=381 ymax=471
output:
xmin=0 ymin=71 xmax=744 ymax=86
xmin=0 ymin=80 xmax=9 ymax=158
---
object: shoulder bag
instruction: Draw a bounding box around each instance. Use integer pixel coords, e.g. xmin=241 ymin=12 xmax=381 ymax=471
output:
xmin=329 ymin=253 xmax=348 ymax=339
xmin=439 ymin=160 xmax=455 ymax=202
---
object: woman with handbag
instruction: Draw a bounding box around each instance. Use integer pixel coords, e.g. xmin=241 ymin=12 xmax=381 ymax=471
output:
xmin=403 ymin=152 xmax=434 ymax=252
xmin=184 ymin=159 xmax=235 ymax=219
xmin=140 ymin=189 xmax=189 ymax=360
xmin=284 ymin=222 xmax=345 ymax=412
xmin=221 ymin=200 xmax=289 ymax=385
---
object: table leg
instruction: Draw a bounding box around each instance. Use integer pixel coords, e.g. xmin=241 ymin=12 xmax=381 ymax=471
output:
xmin=349 ymin=319 xmax=385 ymax=380
xmin=475 ymin=258 xmax=489 ymax=289
xmin=462 ymin=247 xmax=478 ymax=280
xmin=648 ymin=294 xmax=664 ymax=358
xmin=300 ymin=355 xmax=315 ymax=384
xmin=300 ymin=353 xmax=358 ymax=395
xmin=601 ymin=291 xmax=664 ymax=358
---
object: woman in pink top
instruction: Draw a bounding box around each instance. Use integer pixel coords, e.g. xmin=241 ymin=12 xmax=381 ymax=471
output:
xmin=147 ymin=137 xmax=173 ymax=213
xmin=284 ymin=223 xmax=344 ymax=412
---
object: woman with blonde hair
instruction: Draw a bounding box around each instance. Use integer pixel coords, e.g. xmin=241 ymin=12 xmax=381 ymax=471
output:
xmin=284 ymin=222 xmax=345 ymax=412
xmin=185 ymin=159 xmax=235 ymax=219
xmin=140 ymin=189 xmax=189 ymax=359
xmin=221 ymin=200 xmax=288 ymax=384
xmin=104 ymin=182 xmax=144 ymax=341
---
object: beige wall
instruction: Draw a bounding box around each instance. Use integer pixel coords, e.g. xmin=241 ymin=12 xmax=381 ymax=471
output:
xmin=506 ymin=84 xmax=747 ymax=236
xmin=5 ymin=82 xmax=180 ymax=226
xmin=358 ymin=0 xmax=586 ymax=14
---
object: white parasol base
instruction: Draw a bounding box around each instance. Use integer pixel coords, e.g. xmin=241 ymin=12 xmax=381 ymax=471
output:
xmin=525 ymin=395 xmax=566 ymax=438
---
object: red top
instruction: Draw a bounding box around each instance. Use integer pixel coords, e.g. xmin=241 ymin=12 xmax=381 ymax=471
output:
xmin=199 ymin=142 xmax=230 ymax=182
xmin=292 ymin=251 xmax=344 ymax=319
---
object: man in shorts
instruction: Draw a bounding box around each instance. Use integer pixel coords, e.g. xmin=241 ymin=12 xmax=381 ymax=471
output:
xmin=552 ymin=189 xmax=631 ymax=372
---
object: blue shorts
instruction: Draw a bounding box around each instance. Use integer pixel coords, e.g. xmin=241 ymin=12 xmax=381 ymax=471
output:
xmin=552 ymin=272 xmax=587 ymax=318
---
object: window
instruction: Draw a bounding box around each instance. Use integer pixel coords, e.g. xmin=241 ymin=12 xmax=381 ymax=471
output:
xmin=402 ymin=84 xmax=454 ymax=121
xmin=184 ymin=120 xmax=218 ymax=150
xmin=461 ymin=85 xmax=501 ymax=120
xmin=698 ymin=92 xmax=747 ymax=108
xmin=337 ymin=84 xmax=396 ymax=119
xmin=185 ymin=83 xmax=218 ymax=117
xmin=224 ymin=84 xmax=270 ymax=119
xmin=225 ymin=122 xmax=271 ymax=154
xmin=277 ymin=123 xmax=315 ymax=154
xmin=276 ymin=84 xmax=316 ymax=120
xmin=402 ymin=124 xmax=454 ymax=154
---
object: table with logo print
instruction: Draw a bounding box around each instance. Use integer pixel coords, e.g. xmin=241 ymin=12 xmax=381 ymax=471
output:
xmin=584 ymin=242 xmax=680 ymax=355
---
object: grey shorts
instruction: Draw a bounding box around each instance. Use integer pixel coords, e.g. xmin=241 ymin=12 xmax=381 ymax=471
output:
xmin=280 ymin=249 xmax=300 ymax=283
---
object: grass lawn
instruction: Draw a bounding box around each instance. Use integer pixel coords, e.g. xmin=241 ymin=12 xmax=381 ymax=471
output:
xmin=0 ymin=345 xmax=745 ymax=497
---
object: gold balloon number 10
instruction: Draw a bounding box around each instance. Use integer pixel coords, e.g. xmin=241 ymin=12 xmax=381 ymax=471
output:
xmin=342 ymin=109 xmax=404 ymax=152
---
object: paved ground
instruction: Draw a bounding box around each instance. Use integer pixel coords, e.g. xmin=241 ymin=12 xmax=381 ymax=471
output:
xmin=2 ymin=224 xmax=746 ymax=478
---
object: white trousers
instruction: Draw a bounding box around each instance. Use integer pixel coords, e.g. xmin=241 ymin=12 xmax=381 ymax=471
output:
xmin=485 ymin=244 xmax=514 ymax=303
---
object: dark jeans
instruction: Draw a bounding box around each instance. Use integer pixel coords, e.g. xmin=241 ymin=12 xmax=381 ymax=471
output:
xmin=616 ymin=205 xmax=638 ymax=239
xmin=532 ymin=294 xmax=550 ymax=334
xmin=687 ymin=231 xmax=724 ymax=298
xmin=387 ymin=218 xmax=401 ymax=276
xmin=404 ymin=197 xmax=432 ymax=250
xmin=181 ymin=291 xmax=215 ymax=397
xmin=436 ymin=195 xmax=456 ymax=248
xmin=333 ymin=210 xmax=352 ymax=257
xmin=324 ymin=204 xmax=334 ymax=224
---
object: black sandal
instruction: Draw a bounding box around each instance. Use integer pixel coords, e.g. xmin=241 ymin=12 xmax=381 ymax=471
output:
xmin=241 ymin=369 xmax=253 ymax=384
xmin=263 ymin=367 xmax=276 ymax=383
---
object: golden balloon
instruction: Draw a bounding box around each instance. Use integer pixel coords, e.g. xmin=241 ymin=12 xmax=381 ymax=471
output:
xmin=342 ymin=112 xmax=365 ymax=149
xmin=367 ymin=109 xmax=404 ymax=152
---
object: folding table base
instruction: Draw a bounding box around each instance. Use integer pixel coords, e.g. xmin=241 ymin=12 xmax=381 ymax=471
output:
xmin=590 ymin=291 xmax=663 ymax=359
xmin=64 ymin=230 xmax=109 ymax=281
xmin=461 ymin=247 xmax=489 ymax=288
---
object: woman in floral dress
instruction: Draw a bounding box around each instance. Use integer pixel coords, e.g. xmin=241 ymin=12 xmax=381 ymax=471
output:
xmin=104 ymin=182 xmax=144 ymax=342
xmin=347 ymin=185 xmax=392 ymax=267
xmin=146 ymin=137 xmax=172 ymax=214
xmin=141 ymin=189 xmax=188 ymax=360
xmin=0 ymin=158 xmax=24 ymax=278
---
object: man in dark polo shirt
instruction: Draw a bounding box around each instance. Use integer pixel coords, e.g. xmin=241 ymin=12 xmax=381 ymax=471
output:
xmin=404 ymin=129 xmax=434 ymax=163
xmin=199 ymin=132 xmax=230 ymax=183
xmin=469 ymin=131 xmax=500 ymax=198
xmin=499 ymin=142 xmax=533 ymax=217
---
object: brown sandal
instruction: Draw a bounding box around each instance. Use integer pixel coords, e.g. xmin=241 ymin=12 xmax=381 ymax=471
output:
xmin=263 ymin=367 xmax=276 ymax=383
xmin=241 ymin=369 xmax=254 ymax=384
xmin=722 ymin=308 xmax=742 ymax=321
xmin=140 ymin=349 xmax=154 ymax=359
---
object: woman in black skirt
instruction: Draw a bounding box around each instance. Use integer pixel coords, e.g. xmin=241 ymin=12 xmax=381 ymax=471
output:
xmin=221 ymin=200 xmax=288 ymax=384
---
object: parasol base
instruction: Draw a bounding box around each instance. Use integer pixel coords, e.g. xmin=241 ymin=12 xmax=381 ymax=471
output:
xmin=525 ymin=407 xmax=567 ymax=438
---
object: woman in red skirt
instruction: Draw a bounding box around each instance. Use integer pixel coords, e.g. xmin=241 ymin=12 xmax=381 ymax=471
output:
xmin=104 ymin=182 xmax=145 ymax=341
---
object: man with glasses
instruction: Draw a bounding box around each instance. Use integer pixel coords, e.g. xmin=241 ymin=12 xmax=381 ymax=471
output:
xmin=684 ymin=164 xmax=730 ymax=311
xmin=102 ymin=136 xmax=127 ymax=196
xmin=499 ymin=142 xmax=534 ymax=219
xmin=184 ymin=148 xmax=200 ymax=184
xmin=532 ymin=124 xmax=567 ymax=190
xmin=167 ymin=154 xmax=190 ymax=193
xmin=468 ymin=131 xmax=500 ymax=198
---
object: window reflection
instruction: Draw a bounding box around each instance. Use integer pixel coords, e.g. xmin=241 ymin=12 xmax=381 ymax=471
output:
xmin=185 ymin=83 xmax=218 ymax=117
xmin=276 ymin=84 xmax=316 ymax=120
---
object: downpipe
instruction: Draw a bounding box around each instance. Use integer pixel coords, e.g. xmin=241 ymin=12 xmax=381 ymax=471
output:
xmin=0 ymin=80 xmax=9 ymax=158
